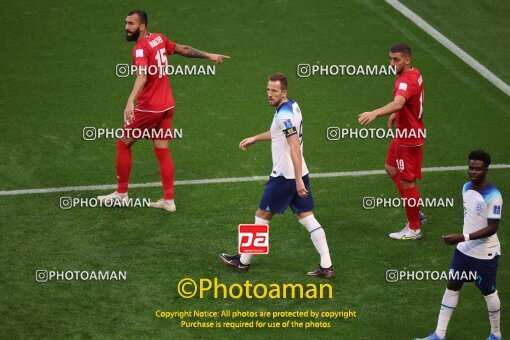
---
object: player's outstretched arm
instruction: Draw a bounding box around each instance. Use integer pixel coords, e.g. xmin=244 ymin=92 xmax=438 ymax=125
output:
xmin=174 ymin=44 xmax=230 ymax=64
xmin=239 ymin=131 xmax=271 ymax=151
xmin=358 ymin=96 xmax=406 ymax=125
xmin=442 ymin=220 xmax=499 ymax=245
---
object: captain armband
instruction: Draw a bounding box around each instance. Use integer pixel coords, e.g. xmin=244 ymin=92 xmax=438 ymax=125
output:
xmin=283 ymin=126 xmax=298 ymax=138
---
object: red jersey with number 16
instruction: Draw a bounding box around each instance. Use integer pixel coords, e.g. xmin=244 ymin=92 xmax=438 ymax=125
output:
xmin=393 ymin=68 xmax=424 ymax=147
xmin=132 ymin=33 xmax=176 ymax=112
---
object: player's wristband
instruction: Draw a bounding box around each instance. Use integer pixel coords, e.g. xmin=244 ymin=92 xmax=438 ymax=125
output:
xmin=464 ymin=234 xmax=470 ymax=241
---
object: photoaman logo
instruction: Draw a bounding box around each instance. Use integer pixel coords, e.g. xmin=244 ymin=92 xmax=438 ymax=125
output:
xmin=238 ymin=224 xmax=269 ymax=254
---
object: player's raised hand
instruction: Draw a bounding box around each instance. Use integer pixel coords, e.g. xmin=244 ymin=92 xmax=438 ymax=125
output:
xmin=239 ymin=137 xmax=256 ymax=151
xmin=124 ymin=102 xmax=135 ymax=125
xmin=207 ymin=53 xmax=230 ymax=64
xmin=387 ymin=113 xmax=396 ymax=128
xmin=358 ymin=111 xmax=377 ymax=125
xmin=442 ymin=234 xmax=464 ymax=245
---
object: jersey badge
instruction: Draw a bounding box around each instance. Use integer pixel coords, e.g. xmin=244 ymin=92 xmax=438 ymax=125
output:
xmin=398 ymin=82 xmax=408 ymax=91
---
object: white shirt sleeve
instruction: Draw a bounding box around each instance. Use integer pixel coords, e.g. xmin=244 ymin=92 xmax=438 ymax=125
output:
xmin=487 ymin=194 xmax=503 ymax=220
xmin=276 ymin=115 xmax=298 ymax=138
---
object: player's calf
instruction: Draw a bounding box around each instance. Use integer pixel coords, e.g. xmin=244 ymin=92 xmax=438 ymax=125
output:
xmin=220 ymin=215 xmax=270 ymax=271
xmin=298 ymin=213 xmax=333 ymax=275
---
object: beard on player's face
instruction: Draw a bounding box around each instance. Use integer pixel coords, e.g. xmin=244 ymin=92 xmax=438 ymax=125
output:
xmin=470 ymin=173 xmax=485 ymax=184
xmin=268 ymin=94 xmax=283 ymax=107
xmin=126 ymin=27 xmax=140 ymax=42
xmin=468 ymin=163 xmax=487 ymax=184
xmin=390 ymin=56 xmax=409 ymax=75
xmin=394 ymin=63 xmax=405 ymax=74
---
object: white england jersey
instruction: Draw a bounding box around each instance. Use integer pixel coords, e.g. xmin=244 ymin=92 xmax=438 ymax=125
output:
xmin=457 ymin=182 xmax=503 ymax=260
xmin=269 ymin=99 xmax=309 ymax=179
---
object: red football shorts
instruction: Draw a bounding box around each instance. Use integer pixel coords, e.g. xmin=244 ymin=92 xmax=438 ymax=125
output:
xmin=123 ymin=108 xmax=175 ymax=140
xmin=385 ymin=139 xmax=423 ymax=181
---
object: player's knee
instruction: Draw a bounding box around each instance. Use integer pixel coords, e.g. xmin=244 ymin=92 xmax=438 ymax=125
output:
xmin=385 ymin=164 xmax=397 ymax=177
xmin=153 ymin=139 xmax=168 ymax=149
xmin=296 ymin=211 xmax=313 ymax=219
xmin=118 ymin=137 xmax=134 ymax=147
xmin=481 ymin=289 xmax=496 ymax=296
xmin=446 ymin=280 xmax=463 ymax=291
xmin=255 ymin=209 xmax=272 ymax=220
xmin=400 ymin=179 xmax=415 ymax=189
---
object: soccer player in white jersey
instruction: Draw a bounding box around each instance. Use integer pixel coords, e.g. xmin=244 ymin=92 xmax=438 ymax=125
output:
xmin=418 ymin=150 xmax=503 ymax=340
xmin=219 ymin=73 xmax=334 ymax=277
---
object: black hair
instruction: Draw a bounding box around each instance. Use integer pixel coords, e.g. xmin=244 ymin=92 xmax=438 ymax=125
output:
xmin=128 ymin=9 xmax=148 ymax=26
xmin=390 ymin=43 xmax=411 ymax=56
xmin=468 ymin=149 xmax=491 ymax=167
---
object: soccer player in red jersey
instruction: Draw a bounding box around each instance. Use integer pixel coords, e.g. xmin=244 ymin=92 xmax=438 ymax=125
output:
xmin=98 ymin=9 xmax=229 ymax=212
xmin=358 ymin=43 xmax=426 ymax=240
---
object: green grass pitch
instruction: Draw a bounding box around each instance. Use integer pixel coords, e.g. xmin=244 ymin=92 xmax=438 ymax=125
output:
xmin=1 ymin=0 xmax=509 ymax=338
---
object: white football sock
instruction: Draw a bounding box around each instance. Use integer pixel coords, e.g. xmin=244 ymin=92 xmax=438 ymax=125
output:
xmin=298 ymin=214 xmax=332 ymax=268
xmin=435 ymin=288 xmax=459 ymax=338
xmin=239 ymin=216 xmax=270 ymax=265
xmin=484 ymin=291 xmax=501 ymax=337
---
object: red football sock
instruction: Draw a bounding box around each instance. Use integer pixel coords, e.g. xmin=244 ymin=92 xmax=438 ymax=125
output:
xmin=154 ymin=147 xmax=175 ymax=200
xmin=403 ymin=185 xmax=421 ymax=230
xmin=116 ymin=140 xmax=132 ymax=194
xmin=391 ymin=173 xmax=405 ymax=197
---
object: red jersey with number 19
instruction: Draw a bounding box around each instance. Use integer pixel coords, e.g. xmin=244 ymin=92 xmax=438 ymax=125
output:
xmin=132 ymin=33 xmax=176 ymax=113
xmin=393 ymin=68 xmax=424 ymax=147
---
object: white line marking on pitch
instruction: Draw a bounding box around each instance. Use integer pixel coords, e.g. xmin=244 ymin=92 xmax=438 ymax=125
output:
xmin=386 ymin=0 xmax=510 ymax=97
xmin=1 ymin=164 xmax=509 ymax=196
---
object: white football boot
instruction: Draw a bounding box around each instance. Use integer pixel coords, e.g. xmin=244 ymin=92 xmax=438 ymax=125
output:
xmin=97 ymin=191 xmax=129 ymax=207
xmin=389 ymin=225 xmax=422 ymax=240
xmin=149 ymin=199 xmax=176 ymax=212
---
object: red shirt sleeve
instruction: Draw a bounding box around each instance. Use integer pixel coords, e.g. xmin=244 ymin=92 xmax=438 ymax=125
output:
xmin=394 ymin=78 xmax=411 ymax=100
xmin=132 ymin=45 xmax=149 ymax=67
xmin=164 ymin=35 xmax=177 ymax=55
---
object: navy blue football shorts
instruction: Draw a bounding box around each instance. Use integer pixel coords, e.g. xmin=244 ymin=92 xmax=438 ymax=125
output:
xmin=258 ymin=174 xmax=314 ymax=214
xmin=449 ymin=248 xmax=499 ymax=294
